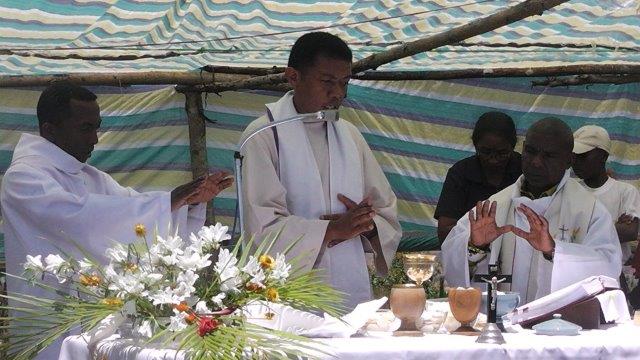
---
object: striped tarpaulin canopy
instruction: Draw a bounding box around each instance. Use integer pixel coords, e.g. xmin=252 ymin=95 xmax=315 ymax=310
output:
xmin=1 ymin=0 xmax=639 ymax=75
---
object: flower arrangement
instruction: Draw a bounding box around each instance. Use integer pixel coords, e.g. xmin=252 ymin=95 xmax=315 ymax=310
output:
xmin=1 ymin=224 xmax=342 ymax=359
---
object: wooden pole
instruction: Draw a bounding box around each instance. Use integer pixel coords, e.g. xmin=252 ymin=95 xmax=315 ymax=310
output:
xmin=352 ymin=0 xmax=570 ymax=73
xmin=0 ymin=71 xmax=249 ymax=87
xmin=184 ymin=0 xmax=570 ymax=93
xmin=353 ymin=65 xmax=640 ymax=81
xmin=531 ymin=74 xmax=640 ymax=87
xmin=184 ymin=91 xmax=215 ymax=225
xmin=5 ymin=63 xmax=640 ymax=89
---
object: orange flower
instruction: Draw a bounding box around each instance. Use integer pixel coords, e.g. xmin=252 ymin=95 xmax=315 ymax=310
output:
xmin=134 ymin=224 xmax=147 ymax=237
xmin=265 ymin=287 xmax=279 ymax=302
xmin=185 ymin=313 xmax=197 ymax=324
xmin=259 ymin=254 xmax=275 ymax=270
xmin=79 ymin=274 xmax=101 ymax=287
xmin=245 ymin=282 xmax=264 ymax=292
xmin=173 ymin=302 xmax=190 ymax=312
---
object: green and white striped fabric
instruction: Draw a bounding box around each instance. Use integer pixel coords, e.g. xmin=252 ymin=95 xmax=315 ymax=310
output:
xmin=1 ymin=0 xmax=639 ymax=74
xmin=2 ymin=78 xmax=640 ymax=261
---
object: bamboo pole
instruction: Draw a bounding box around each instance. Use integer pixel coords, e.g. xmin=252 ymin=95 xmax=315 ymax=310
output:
xmin=351 ymin=0 xmax=571 ymax=73
xmin=184 ymin=91 xmax=215 ymax=225
xmin=4 ymin=64 xmax=640 ymax=89
xmin=182 ymin=0 xmax=571 ymax=93
xmin=531 ymin=74 xmax=640 ymax=87
xmin=353 ymin=65 xmax=640 ymax=81
xmin=0 ymin=71 xmax=249 ymax=87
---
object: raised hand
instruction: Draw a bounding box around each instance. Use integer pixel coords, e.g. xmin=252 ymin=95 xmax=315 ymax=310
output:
xmin=171 ymin=171 xmax=234 ymax=211
xmin=511 ymin=204 xmax=555 ymax=254
xmin=469 ymin=200 xmax=513 ymax=248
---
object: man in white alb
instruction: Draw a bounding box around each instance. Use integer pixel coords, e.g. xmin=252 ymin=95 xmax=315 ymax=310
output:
xmin=572 ymin=125 xmax=640 ymax=304
xmin=239 ymin=32 xmax=401 ymax=310
xmin=1 ymin=82 xmax=233 ymax=359
xmin=442 ymin=118 xmax=621 ymax=304
xmin=572 ymin=125 xmax=640 ymax=264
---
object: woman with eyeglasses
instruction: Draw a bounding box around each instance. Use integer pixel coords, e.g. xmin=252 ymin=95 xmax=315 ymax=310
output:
xmin=435 ymin=111 xmax=521 ymax=243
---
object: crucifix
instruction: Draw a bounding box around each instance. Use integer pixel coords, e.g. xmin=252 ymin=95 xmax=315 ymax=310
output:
xmin=473 ymin=264 xmax=512 ymax=343
xmin=559 ymin=225 xmax=569 ymax=241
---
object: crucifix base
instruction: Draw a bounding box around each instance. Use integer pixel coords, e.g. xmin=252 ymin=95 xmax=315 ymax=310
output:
xmin=476 ymin=323 xmax=506 ymax=344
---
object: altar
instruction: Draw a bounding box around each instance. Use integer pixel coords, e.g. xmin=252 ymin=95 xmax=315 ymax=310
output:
xmin=60 ymin=323 xmax=640 ymax=360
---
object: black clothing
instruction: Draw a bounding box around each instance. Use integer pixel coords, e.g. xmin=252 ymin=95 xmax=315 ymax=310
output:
xmin=434 ymin=153 xmax=522 ymax=221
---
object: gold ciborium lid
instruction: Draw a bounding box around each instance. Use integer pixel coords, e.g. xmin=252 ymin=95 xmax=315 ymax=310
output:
xmin=402 ymin=252 xmax=437 ymax=286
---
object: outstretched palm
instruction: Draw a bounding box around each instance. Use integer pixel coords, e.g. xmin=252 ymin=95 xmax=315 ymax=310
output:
xmin=469 ymin=200 xmax=513 ymax=247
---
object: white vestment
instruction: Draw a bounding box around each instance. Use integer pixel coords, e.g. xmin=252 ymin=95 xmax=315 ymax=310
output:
xmin=442 ymin=171 xmax=621 ymax=303
xmin=0 ymin=133 xmax=206 ymax=359
xmin=240 ymin=91 xmax=401 ymax=310
xmin=578 ymin=177 xmax=640 ymax=262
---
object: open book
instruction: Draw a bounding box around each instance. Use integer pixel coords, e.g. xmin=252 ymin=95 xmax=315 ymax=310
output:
xmin=506 ymin=275 xmax=619 ymax=326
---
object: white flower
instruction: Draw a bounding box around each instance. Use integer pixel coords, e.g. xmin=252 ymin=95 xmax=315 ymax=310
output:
xmin=159 ymin=252 xmax=180 ymax=266
xmin=108 ymin=274 xmax=145 ymax=297
xmin=43 ymin=254 xmax=73 ymax=283
xmin=271 ymin=253 xmax=291 ymax=282
xmin=178 ymin=247 xmax=212 ymax=271
xmin=77 ymin=259 xmax=94 ymax=273
xmin=214 ymin=249 xmax=241 ymax=292
xmin=211 ymin=293 xmax=226 ymax=308
xmin=134 ymin=320 xmax=154 ymax=338
xmin=172 ymin=270 xmax=199 ymax=299
xmin=167 ymin=311 xmax=189 ymax=332
xmin=43 ymin=254 xmax=65 ymax=272
xmin=156 ymin=234 xmax=184 ymax=254
xmin=105 ymin=244 xmax=128 ymax=263
xmin=149 ymin=287 xmax=182 ymax=306
xmin=242 ymin=256 xmax=266 ymax=286
xmin=197 ymin=223 xmax=231 ymax=250
xmin=24 ymin=255 xmax=44 ymax=272
xmin=104 ymin=264 xmax=118 ymax=281
xmin=177 ymin=270 xmax=199 ymax=287
xmin=195 ymin=300 xmax=211 ymax=314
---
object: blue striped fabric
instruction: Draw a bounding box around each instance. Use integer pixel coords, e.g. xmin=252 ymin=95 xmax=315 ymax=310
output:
xmin=3 ymin=77 xmax=640 ymax=262
xmin=1 ymin=1 xmax=639 ymax=74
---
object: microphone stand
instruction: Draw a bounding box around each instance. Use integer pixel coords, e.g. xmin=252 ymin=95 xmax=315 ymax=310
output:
xmin=231 ymin=109 xmax=338 ymax=243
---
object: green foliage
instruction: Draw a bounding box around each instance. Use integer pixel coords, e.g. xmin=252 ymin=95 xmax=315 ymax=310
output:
xmin=370 ymin=253 xmax=445 ymax=300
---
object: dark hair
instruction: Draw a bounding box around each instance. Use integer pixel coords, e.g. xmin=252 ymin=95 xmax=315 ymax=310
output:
xmin=528 ymin=117 xmax=574 ymax=152
xmin=288 ymin=32 xmax=352 ymax=71
xmin=471 ymin=111 xmax=517 ymax=148
xmin=37 ymin=81 xmax=97 ymax=131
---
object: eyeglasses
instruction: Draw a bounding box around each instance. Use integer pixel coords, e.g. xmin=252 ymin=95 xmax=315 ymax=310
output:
xmin=476 ymin=149 xmax=511 ymax=160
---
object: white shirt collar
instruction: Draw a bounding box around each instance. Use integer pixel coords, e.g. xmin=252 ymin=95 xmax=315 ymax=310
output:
xmin=12 ymin=133 xmax=85 ymax=174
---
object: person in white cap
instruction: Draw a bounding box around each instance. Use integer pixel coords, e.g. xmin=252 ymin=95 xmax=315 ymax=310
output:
xmin=572 ymin=125 xmax=640 ymax=265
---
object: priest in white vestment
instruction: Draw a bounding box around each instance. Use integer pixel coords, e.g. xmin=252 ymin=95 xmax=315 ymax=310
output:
xmin=0 ymin=82 xmax=233 ymax=359
xmin=240 ymin=32 xmax=401 ymax=310
xmin=442 ymin=118 xmax=621 ymax=304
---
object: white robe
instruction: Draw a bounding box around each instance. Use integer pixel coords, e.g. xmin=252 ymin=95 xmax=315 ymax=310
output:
xmin=0 ymin=133 xmax=206 ymax=359
xmin=577 ymin=177 xmax=640 ymax=262
xmin=240 ymin=92 xmax=401 ymax=310
xmin=442 ymin=171 xmax=621 ymax=303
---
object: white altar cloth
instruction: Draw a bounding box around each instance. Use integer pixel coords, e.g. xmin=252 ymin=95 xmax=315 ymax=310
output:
xmin=60 ymin=323 xmax=640 ymax=360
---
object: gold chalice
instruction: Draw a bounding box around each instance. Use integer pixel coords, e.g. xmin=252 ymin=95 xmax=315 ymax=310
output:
xmin=448 ymin=287 xmax=482 ymax=335
xmin=403 ymin=252 xmax=437 ymax=286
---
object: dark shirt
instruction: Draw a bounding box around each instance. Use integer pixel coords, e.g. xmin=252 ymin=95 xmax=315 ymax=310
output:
xmin=434 ymin=153 xmax=522 ymax=221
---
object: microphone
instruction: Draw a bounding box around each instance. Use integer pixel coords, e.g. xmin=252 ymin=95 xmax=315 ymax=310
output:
xmin=232 ymin=108 xmax=340 ymax=239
